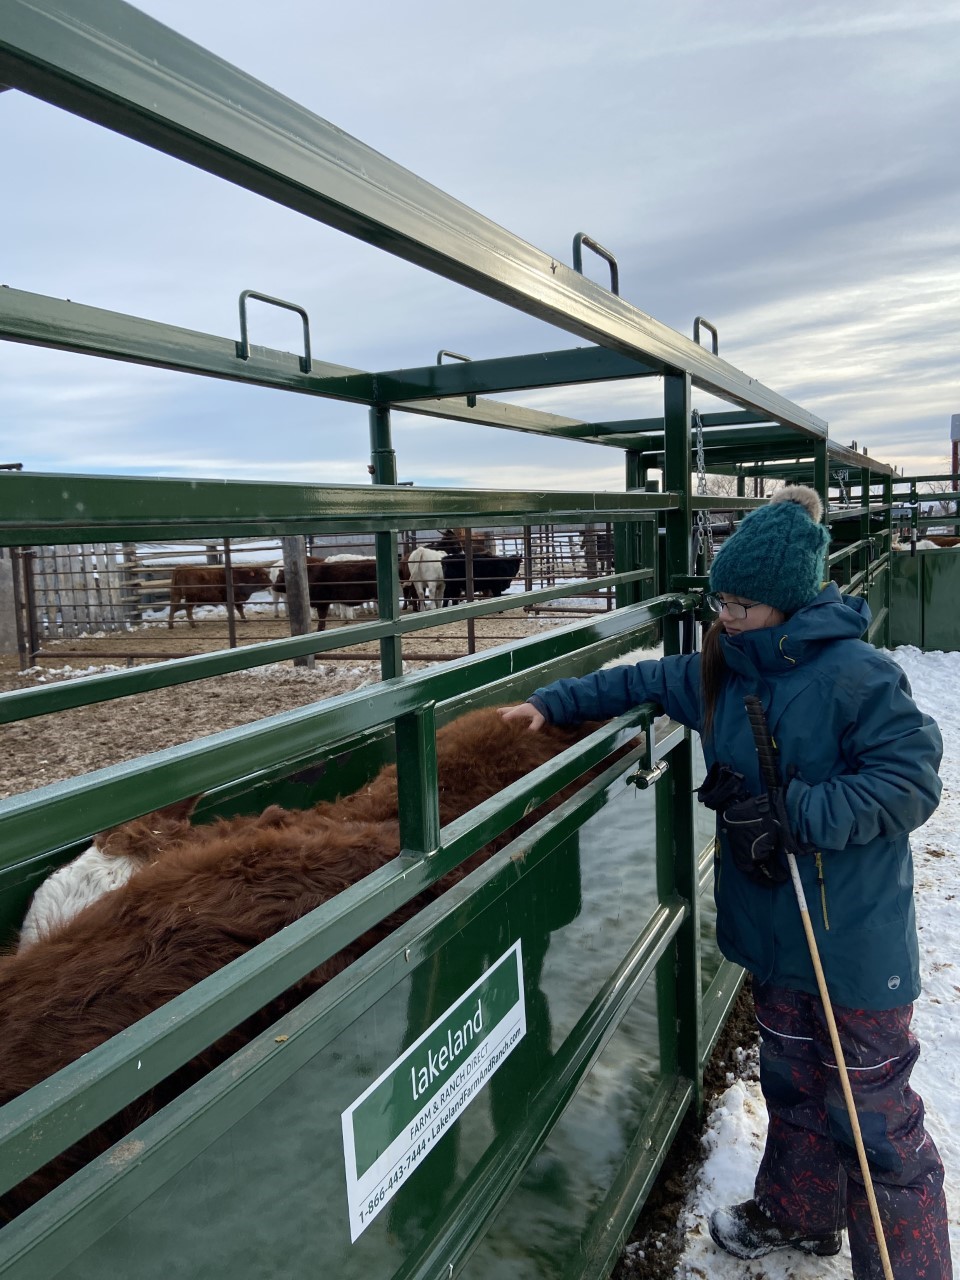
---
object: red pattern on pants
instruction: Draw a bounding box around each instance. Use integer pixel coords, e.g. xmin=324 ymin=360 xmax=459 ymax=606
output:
xmin=753 ymin=980 xmax=952 ymax=1280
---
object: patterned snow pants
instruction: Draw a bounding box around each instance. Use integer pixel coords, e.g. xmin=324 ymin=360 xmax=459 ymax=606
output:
xmin=753 ymin=981 xmax=952 ymax=1280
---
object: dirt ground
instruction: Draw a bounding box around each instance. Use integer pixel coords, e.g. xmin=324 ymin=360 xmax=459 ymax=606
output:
xmin=0 ymin=608 xmax=568 ymax=798
xmin=0 ymin=606 xmax=759 ymax=1268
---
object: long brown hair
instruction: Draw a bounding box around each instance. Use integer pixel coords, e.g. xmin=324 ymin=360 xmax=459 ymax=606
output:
xmin=700 ymin=618 xmax=728 ymax=741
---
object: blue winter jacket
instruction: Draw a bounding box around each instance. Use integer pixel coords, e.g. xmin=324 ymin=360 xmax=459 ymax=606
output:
xmin=529 ymin=585 xmax=942 ymax=1010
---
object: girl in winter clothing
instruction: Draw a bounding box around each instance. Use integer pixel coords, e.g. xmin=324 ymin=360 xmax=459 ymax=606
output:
xmin=500 ymin=486 xmax=951 ymax=1280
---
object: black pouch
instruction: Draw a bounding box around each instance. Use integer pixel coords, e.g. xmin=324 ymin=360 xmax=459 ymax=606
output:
xmin=696 ymin=764 xmax=789 ymax=887
xmin=720 ymin=793 xmax=789 ymax=887
xmin=696 ymin=761 xmax=747 ymax=811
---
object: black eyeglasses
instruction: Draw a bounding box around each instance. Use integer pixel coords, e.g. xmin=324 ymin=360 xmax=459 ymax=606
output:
xmin=703 ymin=593 xmax=767 ymax=621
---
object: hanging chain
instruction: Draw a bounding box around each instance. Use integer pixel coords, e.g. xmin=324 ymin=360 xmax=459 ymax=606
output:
xmin=693 ymin=409 xmax=715 ymax=562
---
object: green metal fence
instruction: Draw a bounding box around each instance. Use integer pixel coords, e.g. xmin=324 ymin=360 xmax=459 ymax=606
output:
xmin=0 ymin=2 xmax=947 ymax=1277
xmin=887 ymin=472 xmax=960 ymax=652
xmin=0 ymin=478 xmax=731 ymax=1280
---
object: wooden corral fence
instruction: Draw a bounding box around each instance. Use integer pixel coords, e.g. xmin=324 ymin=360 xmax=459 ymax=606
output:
xmin=10 ymin=543 xmax=128 ymax=642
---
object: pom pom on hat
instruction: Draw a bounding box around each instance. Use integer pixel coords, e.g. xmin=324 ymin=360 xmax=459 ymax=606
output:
xmin=708 ymin=484 xmax=831 ymax=615
xmin=770 ymin=485 xmax=823 ymax=522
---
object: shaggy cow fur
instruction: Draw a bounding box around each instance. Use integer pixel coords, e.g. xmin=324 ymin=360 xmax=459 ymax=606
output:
xmin=0 ymin=708 xmax=611 ymax=1221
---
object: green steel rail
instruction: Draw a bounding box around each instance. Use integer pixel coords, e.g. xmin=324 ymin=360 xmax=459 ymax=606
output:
xmin=828 ymin=539 xmax=878 ymax=564
xmin=618 ymin=424 xmax=895 ymax=477
xmin=0 ymin=471 xmax=672 ymax=544
xmin=0 ymin=598 xmax=692 ymax=867
xmin=0 ymin=288 xmax=657 ymax=451
xmin=0 ymin=0 xmax=827 ymax=435
xmin=0 ymin=285 xmax=860 ymax=468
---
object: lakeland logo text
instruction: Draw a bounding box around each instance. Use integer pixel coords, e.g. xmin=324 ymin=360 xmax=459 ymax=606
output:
xmin=410 ymin=999 xmax=483 ymax=1100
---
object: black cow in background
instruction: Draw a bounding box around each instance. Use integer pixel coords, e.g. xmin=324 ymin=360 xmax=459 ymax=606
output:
xmin=441 ymin=554 xmax=522 ymax=607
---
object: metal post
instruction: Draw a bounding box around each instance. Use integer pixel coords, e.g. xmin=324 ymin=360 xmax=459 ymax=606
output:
xmin=9 ymin=548 xmax=29 ymax=672
xmin=368 ymin=405 xmax=402 ymax=680
xmin=625 ymin=451 xmax=642 ymax=494
xmin=121 ymin=542 xmax=141 ymax=625
xmin=463 ymin=526 xmax=476 ymax=655
xmin=881 ymin=472 xmax=893 ymax=648
xmin=910 ymin=477 xmax=919 ymax=544
xmin=222 ymin=538 xmax=237 ymax=649
xmin=396 ymin=705 xmax=440 ymax=856
xmin=369 ymin=404 xmax=398 ymax=487
xmin=618 ymin=451 xmax=644 ymax=614
xmin=612 ymin=521 xmax=638 ymax=610
xmin=57 ymin=545 xmax=78 ymax=639
xmin=813 ymin=438 xmax=829 ymax=512
xmin=663 ymin=374 xmax=691 ymax=648
xmin=661 ymin=371 xmax=701 ymax=1103
xmin=640 ymin=482 xmax=659 ymax=633
xmin=643 ymin=478 xmax=661 ymax=607
xmin=281 ymin=535 xmax=314 ymax=668
xmin=582 ymin=525 xmax=599 ymax=579
xmin=859 ymin=466 xmax=871 ymax=588
xmin=21 ymin=547 xmax=39 ymax=664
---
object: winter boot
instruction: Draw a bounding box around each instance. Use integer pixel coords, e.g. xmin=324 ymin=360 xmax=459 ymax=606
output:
xmin=708 ymin=1198 xmax=843 ymax=1261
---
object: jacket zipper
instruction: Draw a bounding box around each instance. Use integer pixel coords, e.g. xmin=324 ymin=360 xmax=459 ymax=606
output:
xmin=814 ymin=852 xmax=829 ymax=930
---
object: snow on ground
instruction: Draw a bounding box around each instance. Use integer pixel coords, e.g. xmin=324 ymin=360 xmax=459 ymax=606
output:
xmin=674 ymin=645 xmax=960 ymax=1278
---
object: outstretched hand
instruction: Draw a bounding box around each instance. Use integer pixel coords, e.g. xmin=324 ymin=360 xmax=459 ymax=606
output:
xmin=498 ymin=703 xmax=545 ymax=732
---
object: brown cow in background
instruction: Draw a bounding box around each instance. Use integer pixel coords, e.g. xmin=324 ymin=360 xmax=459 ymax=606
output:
xmin=167 ymin=564 xmax=273 ymax=628
xmin=272 ymin=557 xmax=378 ymax=630
xmin=273 ymin=555 xmax=419 ymax=627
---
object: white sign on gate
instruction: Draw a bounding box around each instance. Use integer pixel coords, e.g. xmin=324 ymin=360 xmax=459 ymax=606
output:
xmin=341 ymin=941 xmax=526 ymax=1242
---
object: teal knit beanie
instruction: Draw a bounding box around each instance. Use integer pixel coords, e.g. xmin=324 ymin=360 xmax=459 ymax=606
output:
xmin=708 ymin=485 xmax=831 ymax=615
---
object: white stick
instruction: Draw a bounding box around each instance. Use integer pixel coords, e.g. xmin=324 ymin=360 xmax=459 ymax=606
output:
xmin=787 ymin=850 xmax=895 ymax=1280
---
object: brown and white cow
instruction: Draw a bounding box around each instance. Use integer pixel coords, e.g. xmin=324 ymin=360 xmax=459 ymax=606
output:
xmin=167 ymin=564 xmax=273 ymax=628
xmin=267 ymin=555 xmax=322 ymax=618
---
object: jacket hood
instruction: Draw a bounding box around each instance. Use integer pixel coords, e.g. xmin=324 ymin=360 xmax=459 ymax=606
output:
xmin=720 ymin=583 xmax=870 ymax=676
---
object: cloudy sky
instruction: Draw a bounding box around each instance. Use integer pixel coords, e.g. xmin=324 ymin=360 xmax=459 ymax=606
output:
xmin=2 ymin=0 xmax=958 ymax=491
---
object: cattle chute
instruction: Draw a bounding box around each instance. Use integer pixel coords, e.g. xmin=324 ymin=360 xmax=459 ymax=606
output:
xmin=1 ymin=4 xmax=958 ymax=1278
